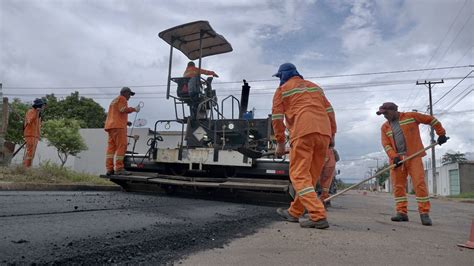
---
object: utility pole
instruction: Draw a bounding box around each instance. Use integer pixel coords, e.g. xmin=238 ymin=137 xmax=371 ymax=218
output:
xmin=416 ymin=79 xmax=444 ymax=195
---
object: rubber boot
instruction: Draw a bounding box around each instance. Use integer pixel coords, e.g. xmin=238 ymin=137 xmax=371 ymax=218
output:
xmin=276 ymin=208 xmax=298 ymax=222
xmin=420 ymin=213 xmax=432 ymax=226
xmin=391 ymin=212 xmax=409 ymax=222
xmin=299 ymin=218 xmax=330 ymax=229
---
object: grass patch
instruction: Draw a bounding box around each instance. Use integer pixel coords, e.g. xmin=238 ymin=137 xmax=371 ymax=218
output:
xmin=0 ymin=161 xmax=113 ymax=185
xmin=447 ymin=192 xmax=474 ymax=199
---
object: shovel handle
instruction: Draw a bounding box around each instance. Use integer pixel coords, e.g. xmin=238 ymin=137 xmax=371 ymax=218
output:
xmin=324 ymin=141 xmax=441 ymax=202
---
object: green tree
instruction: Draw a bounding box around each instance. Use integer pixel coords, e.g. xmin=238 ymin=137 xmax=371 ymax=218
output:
xmin=42 ymin=119 xmax=88 ymax=167
xmin=442 ymin=152 xmax=467 ymax=165
xmin=6 ymin=98 xmax=29 ymax=144
xmin=375 ymin=162 xmax=390 ymax=185
xmin=43 ymin=92 xmax=106 ymax=128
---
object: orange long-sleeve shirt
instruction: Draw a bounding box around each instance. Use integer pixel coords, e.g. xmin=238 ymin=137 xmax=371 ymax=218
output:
xmin=381 ymin=112 xmax=446 ymax=160
xmin=271 ymin=76 xmax=337 ymax=144
xmin=183 ymin=65 xmax=216 ymax=78
xmin=23 ymin=108 xmax=41 ymax=138
xmin=104 ymin=95 xmax=136 ymax=131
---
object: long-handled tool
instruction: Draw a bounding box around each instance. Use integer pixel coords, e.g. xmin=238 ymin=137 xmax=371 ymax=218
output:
xmin=12 ymin=142 xmax=26 ymax=159
xmin=237 ymin=147 xmax=289 ymax=159
xmin=324 ymin=141 xmax=442 ymax=203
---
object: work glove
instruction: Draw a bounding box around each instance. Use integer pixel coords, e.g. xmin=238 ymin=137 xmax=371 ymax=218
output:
xmin=127 ymin=121 xmax=132 ymax=127
xmin=437 ymin=135 xmax=448 ymax=145
xmin=393 ymin=157 xmax=402 ymax=168
xmin=135 ymin=105 xmax=141 ymax=112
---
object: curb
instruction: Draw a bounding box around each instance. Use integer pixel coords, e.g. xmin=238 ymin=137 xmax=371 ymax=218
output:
xmin=0 ymin=182 xmax=121 ymax=191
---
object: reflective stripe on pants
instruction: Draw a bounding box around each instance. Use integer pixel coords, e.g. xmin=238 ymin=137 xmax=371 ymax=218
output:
xmin=105 ymin=128 xmax=128 ymax=171
xmin=288 ymin=132 xmax=330 ymax=221
xmin=390 ymin=156 xmax=430 ymax=214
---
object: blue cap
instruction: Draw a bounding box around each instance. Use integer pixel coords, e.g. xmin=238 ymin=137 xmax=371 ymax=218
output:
xmin=272 ymin=63 xmax=297 ymax=78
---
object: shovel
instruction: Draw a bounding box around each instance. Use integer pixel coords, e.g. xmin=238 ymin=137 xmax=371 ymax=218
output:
xmin=324 ymin=140 xmax=444 ymax=203
xmin=237 ymin=147 xmax=289 ymax=159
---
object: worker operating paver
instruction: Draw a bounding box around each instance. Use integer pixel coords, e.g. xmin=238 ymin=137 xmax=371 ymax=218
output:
xmin=104 ymin=87 xmax=140 ymax=176
xmin=377 ymin=102 xmax=448 ymax=226
xmin=271 ymin=63 xmax=337 ymax=229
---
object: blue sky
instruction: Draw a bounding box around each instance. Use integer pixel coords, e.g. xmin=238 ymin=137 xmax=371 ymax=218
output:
xmin=1 ymin=0 xmax=472 ymax=181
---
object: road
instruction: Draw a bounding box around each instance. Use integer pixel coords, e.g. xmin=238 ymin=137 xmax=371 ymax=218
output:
xmin=0 ymin=191 xmax=276 ymax=264
xmin=1 ymin=190 xmax=473 ymax=265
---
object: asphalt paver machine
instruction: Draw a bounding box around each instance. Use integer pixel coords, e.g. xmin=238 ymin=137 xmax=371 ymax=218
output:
xmin=104 ymin=21 xmax=292 ymax=199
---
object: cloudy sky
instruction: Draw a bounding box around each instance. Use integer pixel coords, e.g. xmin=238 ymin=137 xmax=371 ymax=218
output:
xmin=1 ymin=0 xmax=473 ymax=182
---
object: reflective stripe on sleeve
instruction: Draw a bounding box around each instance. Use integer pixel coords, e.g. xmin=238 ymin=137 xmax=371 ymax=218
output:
xmin=430 ymin=119 xmax=439 ymax=126
xmin=271 ymin=114 xmax=284 ymax=120
xmin=384 ymin=145 xmax=393 ymax=151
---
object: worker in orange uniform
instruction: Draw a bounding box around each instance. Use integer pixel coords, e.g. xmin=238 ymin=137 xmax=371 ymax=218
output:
xmin=23 ymin=98 xmax=45 ymax=167
xmin=183 ymin=61 xmax=219 ymax=78
xmin=377 ymin=102 xmax=447 ymax=226
xmin=272 ymin=63 xmax=337 ymax=229
xmin=104 ymin=87 xmax=140 ymax=176
xmin=183 ymin=61 xmax=219 ymax=119
xmin=318 ymin=146 xmax=339 ymax=208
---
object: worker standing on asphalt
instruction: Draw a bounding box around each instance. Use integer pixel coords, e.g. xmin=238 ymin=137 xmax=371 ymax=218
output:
xmin=377 ymin=102 xmax=447 ymax=226
xmin=23 ymin=98 xmax=45 ymax=167
xmin=272 ymin=63 xmax=337 ymax=229
xmin=318 ymin=146 xmax=340 ymax=208
xmin=104 ymin=87 xmax=140 ymax=176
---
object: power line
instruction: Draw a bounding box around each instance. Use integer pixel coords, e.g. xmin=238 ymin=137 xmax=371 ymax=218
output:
xmin=432 ymin=70 xmax=473 ymax=106
xmin=404 ymin=0 xmax=470 ymax=108
xmin=3 ymin=65 xmax=472 ymax=90
xmin=4 ymin=75 xmax=473 ymax=99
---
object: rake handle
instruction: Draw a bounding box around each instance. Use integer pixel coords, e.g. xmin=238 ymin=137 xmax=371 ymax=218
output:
xmin=324 ymin=141 xmax=440 ymax=203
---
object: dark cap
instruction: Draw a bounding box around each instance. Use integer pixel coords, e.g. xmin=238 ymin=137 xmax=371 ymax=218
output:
xmin=33 ymin=98 xmax=44 ymax=107
xmin=272 ymin=63 xmax=297 ymax=78
xmin=120 ymin=87 xmax=135 ymax=96
xmin=376 ymin=102 xmax=398 ymax=115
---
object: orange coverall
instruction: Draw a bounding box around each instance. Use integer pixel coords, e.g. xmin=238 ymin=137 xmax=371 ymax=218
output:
xmin=272 ymin=76 xmax=337 ymax=221
xmin=381 ymin=112 xmax=446 ymax=214
xmin=23 ymin=108 xmax=41 ymax=167
xmin=104 ymin=95 xmax=136 ymax=172
xmin=319 ymin=147 xmax=336 ymax=202
xmin=183 ymin=65 xmax=217 ymax=78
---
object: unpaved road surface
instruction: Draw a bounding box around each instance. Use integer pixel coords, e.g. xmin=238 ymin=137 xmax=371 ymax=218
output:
xmin=0 ymin=191 xmax=275 ymax=264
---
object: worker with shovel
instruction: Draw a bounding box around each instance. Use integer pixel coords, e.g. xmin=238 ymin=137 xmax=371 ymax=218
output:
xmin=104 ymin=87 xmax=140 ymax=176
xmin=23 ymin=98 xmax=45 ymax=167
xmin=272 ymin=63 xmax=337 ymax=229
xmin=377 ymin=102 xmax=447 ymax=226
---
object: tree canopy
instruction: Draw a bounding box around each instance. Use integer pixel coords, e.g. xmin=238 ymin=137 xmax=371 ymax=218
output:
xmin=442 ymin=152 xmax=467 ymax=165
xmin=42 ymin=118 xmax=88 ymax=167
xmin=43 ymin=92 xmax=106 ymax=128
xmin=6 ymin=99 xmax=29 ymax=144
xmin=375 ymin=162 xmax=390 ymax=186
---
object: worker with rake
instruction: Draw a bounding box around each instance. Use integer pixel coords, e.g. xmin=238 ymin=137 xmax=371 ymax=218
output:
xmin=377 ymin=102 xmax=447 ymax=226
